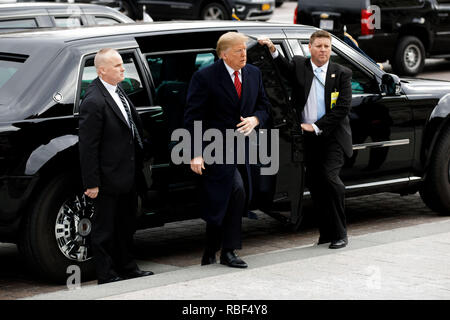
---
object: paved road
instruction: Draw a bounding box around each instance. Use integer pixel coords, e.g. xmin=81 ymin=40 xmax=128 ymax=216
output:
xmin=2 ymin=192 xmax=450 ymax=299
xmin=28 ymin=219 xmax=450 ymax=300
xmin=1 ymin=1 xmax=450 ymax=300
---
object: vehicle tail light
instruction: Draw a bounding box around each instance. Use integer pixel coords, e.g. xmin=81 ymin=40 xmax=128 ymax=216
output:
xmin=361 ymin=9 xmax=374 ymax=36
xmin=294 ymin=5 xmax=298 ymax=24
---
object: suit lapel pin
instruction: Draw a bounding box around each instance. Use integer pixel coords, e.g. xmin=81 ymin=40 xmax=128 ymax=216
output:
xmin=331 ymin=73 xmax=336 ymax=78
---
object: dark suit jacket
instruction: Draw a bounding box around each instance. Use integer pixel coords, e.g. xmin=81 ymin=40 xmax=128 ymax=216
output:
xmin=184 ymin=59 xmax=271 ymax=224
xmin=275 ymin=55 xmax=353 ymax=157
xmin=79 ymin=77 xmax=145 ymax=195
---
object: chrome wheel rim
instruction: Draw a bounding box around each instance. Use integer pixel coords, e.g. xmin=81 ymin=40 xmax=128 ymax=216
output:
xmin=55 ymin=194 xmax=95 ymax=262
xmin=404 ymin=44 xmax=421 ymax=70
xmin=204 ymin=7 xmax=225 ymax=20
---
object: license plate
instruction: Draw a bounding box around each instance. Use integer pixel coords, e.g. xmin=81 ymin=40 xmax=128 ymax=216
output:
xmin=320 ymin=19 xmax=334 ymax=30
xmin=262 ymin=3 xmax=271 ymax=11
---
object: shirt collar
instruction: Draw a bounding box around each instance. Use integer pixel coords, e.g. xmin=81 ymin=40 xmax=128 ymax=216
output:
xmin=223 ymin=60 xmax=241 ymax=77
xmin=310 ymin=60 xmax=329 ymax=74
xmin=99 ymin=77 xmax=118 ymax=93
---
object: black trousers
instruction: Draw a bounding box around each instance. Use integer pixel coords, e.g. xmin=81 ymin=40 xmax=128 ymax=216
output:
xmin=205 ymin=167 xmax=246 ymax=253
xmin=91 ymin=190 xmax=138 ymax=281
xmin=304 ymin=134 xmax=347 ymax=241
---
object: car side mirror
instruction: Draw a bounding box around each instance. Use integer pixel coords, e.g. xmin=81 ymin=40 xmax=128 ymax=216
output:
xmin=381 ymin=73 xmax=402 ymax=96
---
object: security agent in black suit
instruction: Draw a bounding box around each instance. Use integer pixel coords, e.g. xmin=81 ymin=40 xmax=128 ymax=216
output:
xmin=259 ymin=31 xmax=353 ymax=249
xmin=79 ymin=48 xmax=153 ymax=284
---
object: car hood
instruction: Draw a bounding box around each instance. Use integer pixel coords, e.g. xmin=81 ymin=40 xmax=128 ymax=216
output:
xmin=401 ymin=77 xmax=450 ymax=98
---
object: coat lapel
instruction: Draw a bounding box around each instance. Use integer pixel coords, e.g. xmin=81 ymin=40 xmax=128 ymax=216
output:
xmin=304 ymin=58 xmax=314 ymax=103
xmin=95 ymin=78 xmax=129 ymax=128
xmin=239 ymin=66 xmax=249 ymax=112
xmin=218 ymin=60 xmax=240 ymax=106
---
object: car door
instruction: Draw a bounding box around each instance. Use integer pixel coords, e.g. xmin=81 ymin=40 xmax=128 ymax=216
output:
xmin=433 ymin=0 xmax=450 ymax=54
xmin=141 ymin=0 xmax=194 ymax=20
xmin=245 ymin=38 xmax=305 ymax=228
xmin=136 ymin=29 xmax=305 ymax=227
xmin=291 ymin=34 xmax=415 ymax=187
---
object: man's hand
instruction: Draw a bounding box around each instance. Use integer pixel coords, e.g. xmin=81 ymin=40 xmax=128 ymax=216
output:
xmin=258 ymin=37 xmax=276 ymax=53
xmin=301 ymin=123 xmax=315 ymax=132
xmin=237 ymin=116 xmax=259 ymax=136
xmin=190 ymin=156 xmax=205 ymax=175
xmin=85 ymin=187 xmax=99 ymax=199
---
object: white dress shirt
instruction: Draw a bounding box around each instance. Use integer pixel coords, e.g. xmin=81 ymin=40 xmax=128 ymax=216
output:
xmin=223 ymin=61 xmax=242 ymax=84
xmin=271 ymin=50 xmax=328 ymax=135
xmin=304 ymin=60 xmax=328 ymax=135
xmin=99 ymin=77 xmax=130 ymax=127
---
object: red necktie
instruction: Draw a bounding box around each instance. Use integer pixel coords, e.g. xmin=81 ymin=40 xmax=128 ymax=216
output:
xmin=234 ymin=70 xmax=241 ymax=99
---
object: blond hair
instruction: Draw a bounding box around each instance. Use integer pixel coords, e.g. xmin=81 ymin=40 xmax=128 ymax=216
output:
xmin=216 ymin=32 xmax=249 ymax=58
xmin=309 ymin=30 xmax=332 ymax=45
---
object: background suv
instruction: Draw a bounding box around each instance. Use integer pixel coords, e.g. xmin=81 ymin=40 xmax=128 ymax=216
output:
xmin=295 ymin=0 xmax=450 ymax=76
xmin=0 ymin=2 xmax=133 ymax=32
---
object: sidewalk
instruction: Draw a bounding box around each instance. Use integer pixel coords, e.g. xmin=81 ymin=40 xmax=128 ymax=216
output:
xmin=28 ymin=219 xmax=450 ymax=300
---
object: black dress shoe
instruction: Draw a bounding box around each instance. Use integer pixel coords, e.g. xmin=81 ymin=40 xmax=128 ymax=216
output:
xmin=123 ymin=269 xmax=154 ymax=279
xmin=329 ymin=238 xmax=348 ymax=249
xmin=201 ymin=251 xmax=217 ymax=265
xmin=317 ymin=237 xmax=331 ymax=245
xmin=98 ymin=276 xmax=123 ymax=285
xmin=220 ymin=250 xmax=248 ymax=268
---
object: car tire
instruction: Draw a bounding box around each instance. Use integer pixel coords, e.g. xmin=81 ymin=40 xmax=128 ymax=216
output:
xmin=201 ymin=3 xmax=230 ymax=20
xmin=420 ymin=126 xmax=450 ymax=215
xmin=392 ymin=36 xmax=425 ymax=76
xmin=18 ymin=173 xmax=96 ymax=283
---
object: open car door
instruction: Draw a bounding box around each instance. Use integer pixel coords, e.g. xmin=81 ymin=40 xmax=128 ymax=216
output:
xmin=246 ymin=40 xmax=306 ymax=230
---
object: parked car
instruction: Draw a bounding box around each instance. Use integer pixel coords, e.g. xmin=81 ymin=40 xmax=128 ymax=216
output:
xmin=84 ymin=0 xmax=276 ymax=21
xmin=0 ymin=2 xmax=133 ymax=32
xmin=294 ymin=0 xmax=450 ymax=76
xmin=1 ymin=21 xmax=449 ymax=282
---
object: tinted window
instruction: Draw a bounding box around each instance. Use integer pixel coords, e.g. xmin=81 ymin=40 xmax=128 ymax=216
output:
xmin=147 ymin=51 xmax=216 ymax=88
xmin=0 ymin=53 xmax=28 ymax=90
xmin=79 ymin=51 xmax=150 ymax=107
xmin=301 ymin=42 xmax=379 ymax=94
xmin=54 ymin=16 xmax=82 ymax=27
xmin=0 ymin=19 xmax=37 ymax=29
xmin=94 ymin=16 xmax=120 ymax=25
xmin=436 ymin=0 xmax=450 ymax=3
xmin=372 ymin=0 xmax=423 ymax=7
xmin=146 ymin=51 xmax=216 ymax=135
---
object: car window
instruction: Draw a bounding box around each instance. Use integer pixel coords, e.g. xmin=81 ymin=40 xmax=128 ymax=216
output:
xmin=0 ymin=56 xmax=26 ymax=89
xmin=94 ymin=16 xmax=121 ymax=25
xmin=54 ymin=16 xmax=83 ymax=27
xmin=0 ymin=19 xmax=37 ymax=29
xmin=274 ymin=44 xmax=285 ymax=57
xmin=79 ymin=51 xmax=150 ymax=107
xmin=436 ymin=0 xmax=450 ymax=3
xmin=146 ymin=51 xmax=217 ymax=134
xmin=372 ymin=0 xmax=424 ymax=7
xmin=0 ymin=53 xmax=29 ymax=107
xmin=301 ymin=42 xmax=379 ymax=94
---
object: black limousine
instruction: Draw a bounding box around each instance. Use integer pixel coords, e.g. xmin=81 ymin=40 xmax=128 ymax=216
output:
xmin=0 ymin=21 xmax=449 ymax=282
